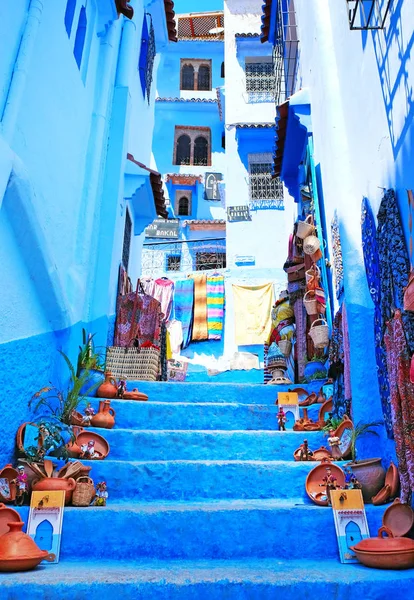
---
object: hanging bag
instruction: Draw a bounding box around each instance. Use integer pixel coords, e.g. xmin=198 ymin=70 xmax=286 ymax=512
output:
xmin=403 ymin=190 xmax=414 ymax=311
xmin=303 ymin=234 xmax=321 ymax=256
xmin=308 ymin=318 xmax=330 ymax=349
xmin=296 ymin=215 xmax=315 ymax=240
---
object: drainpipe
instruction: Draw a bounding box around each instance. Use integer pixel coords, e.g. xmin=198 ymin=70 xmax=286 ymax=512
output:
xmin=115 ymin=7 xmax=137 ymax=87
xmin=1 ymin=0 xmax=44 ymax=141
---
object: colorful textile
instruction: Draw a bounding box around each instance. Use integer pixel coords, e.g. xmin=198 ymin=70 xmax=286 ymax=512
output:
xmin=114 ymin=292 xmax=161 ymax=347
xmin=293 ymin=297 xmax=307 ymax=381
xmin=167 ymin=319 xmax=183 ymax=355
xmin=206 ymin=275 xmax=225 ymax=340
xmin=233 ymin=283 xmax=273 ymax=346
xmin=174 ymin=279 xmax=194 ymax=348
xmin=160 ymin=320 xmax=168 ymax=381
xmin=361 ymin=197 xmax=393 ymax=437
xmin=191 ymin=273 xmax=208 ymax=341
xmin=331 ymin=212 xmax=344 ymax=300
xmin=342 ymin=303 xmax=352 ymax=403
xmin=384 ymin=310 xmax=414 ymax=503
xmin=140 ymin=277 xmax=156 ymax=297
xmin=153 ymin=278 xmax=174 ymax=321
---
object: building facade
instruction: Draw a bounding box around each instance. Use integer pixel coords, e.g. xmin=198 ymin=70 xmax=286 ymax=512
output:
xmin=0 ymin=0 xmax=175 ymax=463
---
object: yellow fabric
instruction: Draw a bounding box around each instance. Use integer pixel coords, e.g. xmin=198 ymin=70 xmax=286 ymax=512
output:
xmin=268 ymin=298 xmax=295 ymax=343
xmin=166 ymin=331 xmax=173 ymax=360
xmin=232 ymin=283 xmax=274 ymax=346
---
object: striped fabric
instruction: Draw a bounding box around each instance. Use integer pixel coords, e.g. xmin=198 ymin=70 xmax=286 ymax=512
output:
xmin=191 ymin=273 xmax=208 ymax=341
xmin=207 ymin=275 xmax=225 ymax=340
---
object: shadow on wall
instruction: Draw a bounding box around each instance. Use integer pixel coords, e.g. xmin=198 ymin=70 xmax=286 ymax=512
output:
xmin=369 ymin=0 xmax=414 ymax=159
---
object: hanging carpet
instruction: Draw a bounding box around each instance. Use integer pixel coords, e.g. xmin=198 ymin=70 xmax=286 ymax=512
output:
xmin=207 ymin=274 xmax=225 ymax=340
xmin=232 ymin=283 xmax=273 ymax=346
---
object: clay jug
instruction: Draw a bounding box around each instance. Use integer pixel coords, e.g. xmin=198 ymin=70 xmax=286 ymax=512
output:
xmin=90 ymin=400 xmax=116 ymax=429
xmin=0 ymin=521 xmax=54 ymax=571
xmin=96 ymin=372 xmax=117 ymax=399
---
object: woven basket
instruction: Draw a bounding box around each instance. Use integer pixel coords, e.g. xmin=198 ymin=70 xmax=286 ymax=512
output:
xmin=303 ymin=234 xmax=321 ymax=256
xmin=304 ymin=291 xmax=319 ymax=316
xmin=278 ymin=339 xmax=292 ymax=357
xmin=308 ymin=319 xmax=329 ymax=349
xmin=106 ymin=346 xmax=160 ymax=381
xmin=72 ymin=477 xmax=95 ymax=507
xmin=296 ymin=215 xmax=315 ymax=240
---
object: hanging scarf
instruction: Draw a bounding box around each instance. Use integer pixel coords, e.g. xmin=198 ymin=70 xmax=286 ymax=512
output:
xmin=384 ymin=310 xmax=414 ymax=503
xmin=361 ymin=197 xmax=393 ymax=437
xmin=377 ymin=189 xmax=414 ymax=352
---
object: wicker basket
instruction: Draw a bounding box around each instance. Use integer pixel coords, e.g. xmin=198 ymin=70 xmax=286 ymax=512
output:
xmin=308 ymin=318 xmax=330 ymax=349
xmin=296 ymin=215 xmax=315 ymax=239
xmin=106 ymin=346 xmax=160 ymax=381
xmin=306 ymin=265 xmax=320 ymax=287
xmin=72 ymin=477 xmax=95 ymax=507
xmin=304 ymin=291 xmax=319 ymax=316
xmin=278 ymin=338 xmax=292 ymax=357
xmin=303 ymin=234 xmax=321 ymax=256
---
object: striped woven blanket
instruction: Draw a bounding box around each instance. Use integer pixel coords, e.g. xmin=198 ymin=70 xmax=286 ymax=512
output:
xmin=207 ymin=275 xmax=225 ymax=340
xmin=174 ymin=279 xmax=194 ymax=349
xmin=191 ymin=273 xmax=208 ymax=341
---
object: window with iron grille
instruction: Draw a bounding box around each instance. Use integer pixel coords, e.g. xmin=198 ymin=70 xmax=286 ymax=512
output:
xmin=138 ymin=14 xmax=156 ymax=103
xmin=181 ymin=64 xmax=195 ymax=90
xmin=174 ymin=126 xmax=211 ymax=166
xmin=167 ymin=255 xmax=182 ymax=271
xmin=248 ymin=154 xmax=284 ymax=210
xmin=194 ymin=136 xmax=208 ymax=166
xmin=175 ymin=135 xmax=191 ymax=165
xmin=195 ymin=252 xmax=226 ymax=271
xmin=245 ymin=58 xmax=275 ymax=103
xmin=180 ymin=59 xmax=212 ymax=91
xmin=197 ymin=65 xmax=211 ymax=90
xmin=122 ymin=208 xmax=132 ymax=271
xmin=178 ymin=197 xmax=190 ymax=216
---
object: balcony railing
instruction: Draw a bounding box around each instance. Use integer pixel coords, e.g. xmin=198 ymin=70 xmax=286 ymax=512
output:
xmin=273 ymin=0 xmax=299 ymax=105
xmin=346 ymin=0 xmax=391 ymax=30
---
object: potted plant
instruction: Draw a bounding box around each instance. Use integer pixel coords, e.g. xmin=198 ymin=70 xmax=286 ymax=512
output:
xmin=346 ymin=420 xmax=386 ymax=502
xmin=303 ymin=354 xmax=328 ymax=381
xmin=77 ymin=329 xmax=105 ymax=396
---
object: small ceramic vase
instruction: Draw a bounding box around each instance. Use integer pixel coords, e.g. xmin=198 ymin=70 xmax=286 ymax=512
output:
xmin=96 ymin=372 xmax=118 ymax=399
xmin=90 ymin=400 xmax=116 ymax=429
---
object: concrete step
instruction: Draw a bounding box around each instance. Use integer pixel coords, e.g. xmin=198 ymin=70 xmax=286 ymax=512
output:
xmin=85 ymin=400 xmax=281 ymax=430
xmin=15 ymin=501 xmax=384 ymax=560
xmin=88 ymin=428 xmax=326 ymax=461
xmin=80 ymin=459 xmax=323 ymax=501
xmin=1 ymin=558 xmax=411 ymax=600
xmin=102 ymin=381 xmax=323 ymax=405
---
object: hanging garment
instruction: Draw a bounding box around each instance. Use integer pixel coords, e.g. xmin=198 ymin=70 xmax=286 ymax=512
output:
xmin=342 ymin=303 xmax=352 ymax=403
xmin=191 ymin=273 xmax=209 ymax=341
xmin=293 ymin=297 xmax=307 ymax=381
xmin=153 ymin=278 xmax=174 ymax=321
xmin=232 ymin=283 xmax=273 ymax=346
xmin=114 ymin=291 xmax=161 ymax=347
xmin=140 ymin=277 xmax=155 ymax=297
xmin=174 ymin=279 xmax=194 ymax=348
xmin=267 ymin=298 xmax=295 ymax=345
xmin=206 ymin=275 xmax=225 ymax=340
xmin=377 ymin=189 xmax=414 ymax=351
xmin=160 ymin=320 xmax=168 ymax=381
xmin=384 ymin=310 xmax=414 ymax=503
xmin=361 ymin=197 xmax=393 ymax=437
xmin=167 ymin=320 xmax=183 ymax=355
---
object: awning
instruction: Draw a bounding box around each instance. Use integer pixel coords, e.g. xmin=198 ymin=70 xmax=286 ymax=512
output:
xmin=273 ymin=88 xmax=312 ymax=202
xmin=177 ymin=11 xmax=224 ymax=40
xmin=127 ymin=153 xmax=168 ymax=218
xmin=184 ymin=219 xmax=226 ymax=231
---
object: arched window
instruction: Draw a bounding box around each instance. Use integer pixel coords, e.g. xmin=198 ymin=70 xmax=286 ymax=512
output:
xmin=181 ymin=64 xmax=195 ymax=90
xmin=64 ymin=0 xmax=77 ymax=36
xmin=73 ymin=6 xmax=87 ymax=69
xmin=194 ymin=136 xmax=208 ymax=166
xmin=178 ymin=197 xmax=190 ymax=216
xmin=198 ymin=65 xmax=211 ymax=91
xmin=175 ymin=134 xmax=191 ymax=165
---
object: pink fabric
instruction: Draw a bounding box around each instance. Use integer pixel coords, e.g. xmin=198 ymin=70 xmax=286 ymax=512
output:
xmin=342 ymin=303 xmax=352 ymax=401
xmin=153 ymin=278 xmax=174 ymax=321
xmin=384 ymin=310 xmax=414 ymax=503
xmin=141 ymin=277 xmax=156 ymax=297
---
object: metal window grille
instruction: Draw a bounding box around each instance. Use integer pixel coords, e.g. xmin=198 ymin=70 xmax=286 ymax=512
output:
xmin=346 ymin=0 xmax=391 ymax=30
xmin=167 ymin=255 xmax=182 ymax=271
xmin=122 ymin=209 xmax=132 ymax=271
xmin=198 ymin=65 xmax=211 ymax=90
xmin=175 ymin=135 xmax=191 ymax=165
xmin=181 ymin=64 xmax=195 ymax=90
xmin=245 ymin=62 xmax=275 ymax=103
xmin=273 ymin=0 xmax=299 ymax=104
xmin=145 ymin=18 xmax=156 ymax=102
xmin=196 ymin=252 xmax=226 ymax=271
xmin=249 ymin=156 xmax=284 ymax=210
xmin=178 ymin=197 xmax=190 ymax=215
xmin=193 ymin=136 xmax=208 ymax=166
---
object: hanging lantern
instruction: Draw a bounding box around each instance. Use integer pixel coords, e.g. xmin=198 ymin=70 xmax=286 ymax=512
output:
xmin=346 ymin=0 xmax=391 ymax=30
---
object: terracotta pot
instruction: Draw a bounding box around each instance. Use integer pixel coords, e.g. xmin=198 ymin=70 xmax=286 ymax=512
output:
xmin=91 ymin=400 xmax=116 ymax=429
xmin=66 ymin=439 xmax=82 ymax=458
xmin=305 ymin=460 xmax=346 ymax=506
xmin=385 ymin=461 xmax=400 ymax=498
xmin=372 ymin=484 xmax=391 ymax=506
xmin=16 ymin=423 xmax=41 ymax=456
xmin=75 ymin=431 xmax=110 ymax=459
xmin=0 ymin=521 xmax=54 ymax=571
xmin=0 ymin=504 xmax=21 ymax=537
xmin=70 ymin=411 xmax=86 ymax=427
xmin=97 ymin=372 xmax=118 ymax=399
xmin=123 ymin=389 xmax=148 ymax=401
xmin=383 ymin=498 xmax=414 ymax=537
xmin=32 ymin=477 xmax=76 ymax=505
xmin=312 ymin=446 xmax=333 ymax=462
xmin=318 ymin=399 xmax=333 ymax=425
xmin=348 ymin=458 xmax=386 ymax=503
xmin=351 ymin=526 xmax=414 ymax=570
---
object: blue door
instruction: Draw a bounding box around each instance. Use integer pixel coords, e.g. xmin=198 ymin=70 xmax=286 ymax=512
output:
xmin=34 ymin=519 xmax=53 ymax=552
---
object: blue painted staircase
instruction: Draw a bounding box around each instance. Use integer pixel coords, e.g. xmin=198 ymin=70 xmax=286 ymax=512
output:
xmin=2 ymin=381 xmax=414 ymax=598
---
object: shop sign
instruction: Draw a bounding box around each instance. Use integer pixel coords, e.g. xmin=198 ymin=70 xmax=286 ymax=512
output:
xmin=235 ymin=255 xmax=256 ymax=265
xmin=145 ymin=219 xmax=179 ymax=238
xmin=227 ymin=205 xmax=252 ymax=222
xmin=204 ymin=172 xmax=223 ymax=200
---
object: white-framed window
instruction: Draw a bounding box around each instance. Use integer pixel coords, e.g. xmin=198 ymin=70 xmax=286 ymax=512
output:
xmin=248 ymin=153 xmax=284 ymax=210
xmin=245 ymin=57 xmax=275 ymax=103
